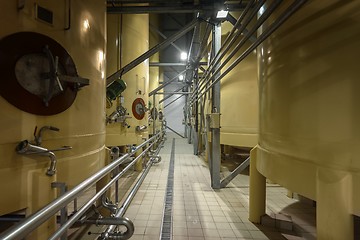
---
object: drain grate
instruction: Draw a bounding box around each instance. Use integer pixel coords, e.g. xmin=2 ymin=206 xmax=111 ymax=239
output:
xmin=160 ymin=138 xmax=175 ymax=240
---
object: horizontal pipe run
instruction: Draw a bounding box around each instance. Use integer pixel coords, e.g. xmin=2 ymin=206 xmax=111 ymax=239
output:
xmin=149 ymin=24 xmax=183 ymax=53
xmin=192 ymin=0 xmax=267 ymax=102
xmin=0 ymin=132 xmax=161 ymax=240
xmin=191 ymin=0 xmax=255 ymax=97
xmin=156 ymin=92 xmax=192 ymax=95
xmin=191 ymin=0 xmax=282 ymax=103
xmin=159 ymin=85 xmax=186 ymax=104
xmin=149 ymin=69 xmax=187 ymax=96
xmin=164 ymin=94 xmax=185 ymax=108
xmin=227 ymin=14 xmax=257 ymax=43
xmin=49 ymin=137 xmax=160 ymax=240
xmin=107 ymin=4 xmax=247 ymax=14
xmin=150 ymin=62 xmax=187 ymax=67
xmin=149 ymin=62 xmax=207 ymax=67
xmin=166 ymin=125 xmax=185 ymax=138
xmin=194 ymin=0 xmax=308 ymax=103
xmin=107 ymin=19 xmax=198 ymax=86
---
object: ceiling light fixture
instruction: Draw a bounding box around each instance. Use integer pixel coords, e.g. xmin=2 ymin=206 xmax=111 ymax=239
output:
xmin=216 ymin=10 xmax=228 ymax=19
xmin=179 ymin=74 xmax=184 ymax=81
xmin=180 ymin=52 xmax=187 ymax=61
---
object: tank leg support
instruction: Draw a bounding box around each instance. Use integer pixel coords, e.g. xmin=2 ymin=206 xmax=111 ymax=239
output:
xmin=135 ymin=149 xmax=143 ymax=172
xmin=249 ymin=146 xmax=266 ymax=223
xmin=316 ymin=168 xmax=353 ymax=240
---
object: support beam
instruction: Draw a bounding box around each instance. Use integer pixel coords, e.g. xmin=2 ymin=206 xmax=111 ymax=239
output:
xmin=220 ymin=157 xmax=250 ymax=188
xmin=210 ymin=23 xmax=222 ymax=189
xmin=164 ymin=94 xmax=185 ymax=108
xmin=156 ymin=92 xmax=191 ymax=95
xmin=107 ymin=18 xmax=198 ymax=86
xmin=166 ymin=126 xmax=185 ymax=138
xmin=159 ymin=85 xmax=186 ymax=104
xmin=150 ymin=62 xmax=187 ymax=67
xmin=149 ymin=70 xmax=186 ymax=96
xmin=150 ymin=24 xmax=183 ymax=53
xmin=227 ymin=13 xmax=257 ymax=43
xmin=149 ymin=62 xmax=208 ymax=67
xmin=107 ymin=4 xmax=247 ymax=14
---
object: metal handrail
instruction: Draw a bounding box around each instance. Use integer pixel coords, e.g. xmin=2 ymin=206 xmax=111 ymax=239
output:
xmin=49 ymin=132 xmax=164 ymax=240
xmin=0 ymin=132 xmax=163 ymax=240
xmin=100 ymin=135 xmax=165 ymax=239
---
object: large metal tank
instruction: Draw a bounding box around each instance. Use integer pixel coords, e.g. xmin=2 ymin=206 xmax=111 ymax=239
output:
xmin=149 ymin=15 xmax=164 ymax=134
xmin=204 ymin=17 xmax=258 ymax=148
xmin=0 ymin=0 xmax=106 ymax=237
xmin=257 ymin=1 xmax=360 ymax=239
xmin=220 ymin=18 xmax=258 ymax=148
xmin=106 ymin=14 xmax=149 ymax=146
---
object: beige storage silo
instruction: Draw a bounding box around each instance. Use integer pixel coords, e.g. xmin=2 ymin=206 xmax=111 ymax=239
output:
xmin=219 ymin=17 xmax=258 ymax=148
xmin=0 ymin=0 xmax=106 ymax=238
xmin=256 ymin=1 xmax=360 ymax=239
xmin=106 ymin=14 xmax=149 ymax=147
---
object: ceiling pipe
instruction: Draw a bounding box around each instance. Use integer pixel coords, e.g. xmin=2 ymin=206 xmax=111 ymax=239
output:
xmin=107 ymin=18 xmax=199 ymax=86
xmin=164 ymin=94 xmax=185 ymax=108
xmin=149 ymin=24 xmax=183 ymax=53
xmin=149 ymin=69 xmax=187 ymax=96
xmin=193 ymin=0 xmax=274 ymax=102
xmin=159 ymin=85 xmax=187 ymax=104
xmin=107 ymin=4 xmax=247 ymax=14
xmin=193 ymin=0 xmax=309 ymax=103
xmin=191 ymin=0 xmax=256 ymax=100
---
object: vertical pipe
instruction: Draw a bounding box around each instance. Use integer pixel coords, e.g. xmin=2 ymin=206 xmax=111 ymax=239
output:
xmin=249 ymin=146 xmax=266 ymax=223
xmin=184 ymin=92 xmax=188 ymax=139
xmin=153 ymin=94 xmax=156 ymax=138
xmin=193 ymin=69 xmax=199 ymax=155
xmin=210 ymin=23 xmax=221 ymax=189
xmin=187 ymin=96 xmax=192 ymax=144
xmin=51 ymin=182 xmax=68 ymax=240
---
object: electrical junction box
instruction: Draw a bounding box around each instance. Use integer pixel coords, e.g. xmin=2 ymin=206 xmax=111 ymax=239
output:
xmin=207 ymin=113 xmax=220 ymax=129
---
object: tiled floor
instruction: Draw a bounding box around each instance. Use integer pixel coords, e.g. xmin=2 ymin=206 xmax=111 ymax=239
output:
xmin=120 ymin=133 xmax=316 ymax=240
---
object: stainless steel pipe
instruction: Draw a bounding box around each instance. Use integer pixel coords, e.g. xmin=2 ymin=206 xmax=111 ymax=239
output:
xmin=100 ymin=135 xmax=165 ymax=239
xmin=191 ymin=0 xmax=256 ymax=97
xmin=16 ymin=140 xmax=57 ymax=176
xmin=194 ymin=0 xmax=308 ymax=103
xmin=48 ymin=136 xmax=161 ymax=240
xmin=0 ymin=132 xmax=162 ymax=240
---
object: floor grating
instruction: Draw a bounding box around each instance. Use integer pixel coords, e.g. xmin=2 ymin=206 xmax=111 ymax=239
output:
xmin=160 ymin=138 xmax=175 ymax=240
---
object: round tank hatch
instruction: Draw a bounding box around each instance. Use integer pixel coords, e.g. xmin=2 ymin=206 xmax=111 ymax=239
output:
xmin=0 ymin=32 xmax=79 ymax=115
xmin=132 ymin=98 xmax=146 ymax=120
xmin=150 ymin=107 xmax=158 ymax=120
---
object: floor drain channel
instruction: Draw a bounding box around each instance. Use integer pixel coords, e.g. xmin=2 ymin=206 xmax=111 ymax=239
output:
xmin=160 ymin=138 xmax=175 ymax=240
